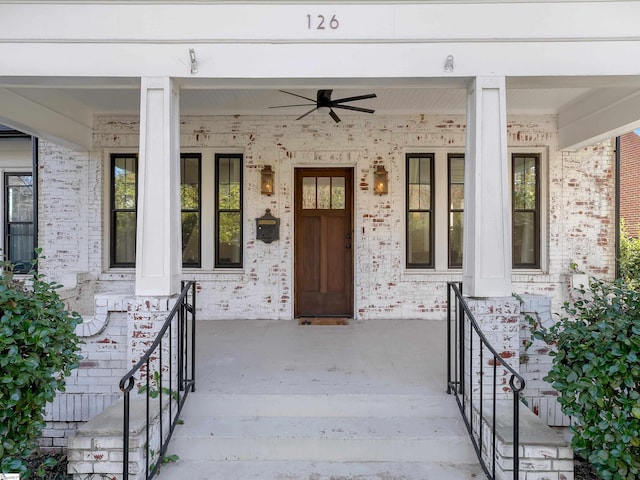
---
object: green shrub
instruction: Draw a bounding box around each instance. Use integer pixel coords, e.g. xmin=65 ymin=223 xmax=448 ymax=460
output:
xmin=532 ymin=271 xmax=640 ymax=480
xmin=620 ymin=221 xmax=640 ymax=290
xmin=0 ymin=250 xmax=82 ymax=477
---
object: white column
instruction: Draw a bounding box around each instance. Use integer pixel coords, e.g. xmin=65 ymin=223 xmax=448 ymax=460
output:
xmin=462 ymin=76 xmax=511 ymax=297
xmin=135 ymin=77 xmax=181 ymax=296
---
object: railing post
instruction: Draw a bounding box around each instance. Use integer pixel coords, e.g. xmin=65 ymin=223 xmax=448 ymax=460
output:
xmin=122 ymin=391 xmax=130 ymax=480
xmin=510 ymin=375 xmax=524 ymax=480
xmin=447 ymin=283 xmax=452 ymax=394
xmin=191 ymin=282 xmax=196 ymax=392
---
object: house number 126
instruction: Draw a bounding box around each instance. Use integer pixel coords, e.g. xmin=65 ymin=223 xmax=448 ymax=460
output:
xmin=307 ymin=14 xmax=340 ymax=30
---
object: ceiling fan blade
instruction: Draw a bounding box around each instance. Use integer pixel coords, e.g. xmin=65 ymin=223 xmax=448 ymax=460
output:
xmin=268 ymin=103 xmax=315 ymax=109
xmin=278 ymin=90 xmax=316 ymax=103
xmin=296 ymin=107 xmax=318 ymax=120
xmin=330 ymin=93 xmax=377 ymax=104
xmin=332 ymin=104 xmax=376 ymax=114
xmin=329 ymin=109 xmax=341 ymax=123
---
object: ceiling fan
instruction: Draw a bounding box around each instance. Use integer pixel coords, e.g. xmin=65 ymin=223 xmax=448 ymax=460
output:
xmin=270 ymin=89 xmax=377 ymax=123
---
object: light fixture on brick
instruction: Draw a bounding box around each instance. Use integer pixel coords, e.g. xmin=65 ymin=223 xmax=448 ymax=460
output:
xmin=260 ymin=165 xmax=274 ymax=195
xmin=373 ymin=165 xmax=388 ymax=195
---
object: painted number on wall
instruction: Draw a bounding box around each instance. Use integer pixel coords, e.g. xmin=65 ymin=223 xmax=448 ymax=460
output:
xmin=307 ymin=14 xmax=339 ymax=30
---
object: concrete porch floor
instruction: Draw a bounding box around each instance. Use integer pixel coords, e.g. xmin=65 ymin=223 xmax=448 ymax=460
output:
xmin=160 ymin=319 xmax=484 ymax=479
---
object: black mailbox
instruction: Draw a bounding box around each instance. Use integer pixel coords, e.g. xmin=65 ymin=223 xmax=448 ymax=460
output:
xmin=256 ymin=209 xmax=280 ymax=244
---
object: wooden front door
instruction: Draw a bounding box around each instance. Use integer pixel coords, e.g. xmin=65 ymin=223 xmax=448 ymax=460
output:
xmin=295 ymin=168 xmax=354 ymax=317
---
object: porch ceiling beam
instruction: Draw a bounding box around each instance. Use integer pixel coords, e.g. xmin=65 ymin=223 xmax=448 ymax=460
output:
xmin=0 ymin=88 xmax=92 ymax=151
xmin=558 ymin=88 xmax=640 ymax=150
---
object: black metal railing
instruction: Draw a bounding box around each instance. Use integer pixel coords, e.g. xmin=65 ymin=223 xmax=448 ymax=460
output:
xmin=119 ymin=281 xmax=196 ymax=480
xmin=446 ymin=281 xmax=525 ymax=480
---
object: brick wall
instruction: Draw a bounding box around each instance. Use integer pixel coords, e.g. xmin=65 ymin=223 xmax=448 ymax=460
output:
xmin=39 ymin=295 xmax=128 ymax=452
xmin=38 ymin=114 xmax=616 ymax=321
xmin=620 ymin=131 xmax=640 ymax=238
xmin=518 ymin=294 xmax=572 ymax=427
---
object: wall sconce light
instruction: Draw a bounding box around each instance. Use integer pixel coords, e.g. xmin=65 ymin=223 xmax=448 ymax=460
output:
xmin=373 ymin=165 xmax=389 ymax=195
xmin=189 ymin=48 xmax=198 ymax=74
xmin=260 ymin=165 xmax=274 ymax=195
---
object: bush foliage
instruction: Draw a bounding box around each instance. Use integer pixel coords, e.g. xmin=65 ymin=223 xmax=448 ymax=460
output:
xmin=620 ymin=221 xmax=640 ymax=290
xmin=0 ymin=251 xmax=82 ymax=477
xmin=532 ymin=271 xmax=640 ymax=480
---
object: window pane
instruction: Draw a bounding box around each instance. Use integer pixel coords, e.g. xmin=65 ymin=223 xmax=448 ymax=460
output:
xmin=408 ymin=212 xmax=431 ymax=265
xmin=449 ymin=156 xmax=464 ymax=210
xmin=450 ymin=185 xmax=464 ymax=210
xmin=408 ymin=184 xmax=421 ymax=210
xmin=182 ymin=156 xmax=200 ymax=185
xmin=182 ymin=212 xmax=200 ymax=266
xmin=302 ymin=177 xmax=316 ymax=209
xmin=5 ymin=174 xmax=34 ymax=271
xmin=513 ymin=156 xmax=537 ymax=210
xmin=217 ymin=212 xmax=241 ymax=265
xmin=513 ymin=211 xmax=536 ymax=265
xmin=217 ymin=157 xmax=241 ymax=210
xmin=449 ymin=212 xmax=464 ymax=267
xmin=418 ymin=184 xmax=431 ymax=210
xmin=113 ymin=157 xmax=136 ymax=209
xmin=7 ymin=179 xmax=33 ymax=222
xmin=181 ymin=157 xmax=200 ymax=210
xmin=449 ymin=157 xmax=464 ymax=184
xmin=317 ymin=177 xmax=330 ymax=209
xmin=419 ymin=158 xmax=431 ymax=183
xmin=332 ymin=177 xmax=345 ymax=209
xmin=8 ymin=223 xmax=34 ymax=271
xmin=408 ymin=156 xmax=432 ymax=210
xmin=114 ymin=211 xmax=136 ymax=265
xmin=7 ymin=175 xmax=33 ymax=187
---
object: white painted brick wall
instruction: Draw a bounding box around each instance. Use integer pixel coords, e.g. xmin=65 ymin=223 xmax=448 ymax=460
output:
xmin=40 ymin=296 xmax=128 ymax=450
xmin=519 ymin=294 xmax=572 ymax=427
xmin=38 ymin=114 xmax=615 ymax=322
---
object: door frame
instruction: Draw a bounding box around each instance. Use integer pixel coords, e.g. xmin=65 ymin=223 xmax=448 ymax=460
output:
xmin=293 ymin=166 xmax=355 ymax=318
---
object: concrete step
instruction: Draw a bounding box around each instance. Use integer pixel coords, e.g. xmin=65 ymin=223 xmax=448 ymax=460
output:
xmin=168 ymin=415 xmax=478 ymax=463
xmin=163 ymin=392 xmax=481 ymax=477
xmin=180 ymin=393 xmax=461 ymax=419
xmin=158 ymin=460 xmax=485 ymax=480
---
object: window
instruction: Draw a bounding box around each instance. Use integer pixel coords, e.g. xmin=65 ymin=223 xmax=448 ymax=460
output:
xmin=181 ymin=154 xmax=201 ymax=267
xmin=302 ymin=176 xmax=346 ymax=210
xmin=4 ymin=173 xmax=34 ymax=273
xmin=512 ymin=154 xmax=540 ymax=268
xmin=215 ymin=154 xmax=243 ymax=268
xmin=110 ymin=154 xmax=137 ymax=267
xmin=448 ymin=154 xmax=464 ymax=268
xmin=407 ymin=150 xmax=542 ymax=271
xmin=109 ymin=153 xmax=204 ymax=268
xmin=406 ymin=153 xmax=434 ymax=268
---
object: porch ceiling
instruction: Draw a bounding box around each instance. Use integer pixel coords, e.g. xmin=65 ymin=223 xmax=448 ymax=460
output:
xmin=1 ymin=75 xmax=640 ymax=150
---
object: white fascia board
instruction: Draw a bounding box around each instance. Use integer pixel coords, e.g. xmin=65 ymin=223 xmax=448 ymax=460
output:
xmin=0 ymin=88 xmax=92 ymax=151
xmin=1 ymin=3 xmax=639 ymax=43
xmin=558 ymin=88 xmax=640 ymax=150
xmin=1 ymin=41 xmax=640 ymax=79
